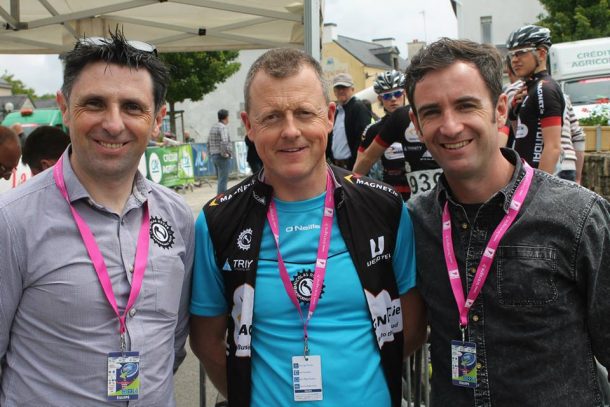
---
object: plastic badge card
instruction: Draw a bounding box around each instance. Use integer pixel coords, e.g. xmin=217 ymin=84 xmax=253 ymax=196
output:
xmin=107 ymin=351 xmax=141 ymax=401
xmin=451 ymin=340 xmax=477 ymax=388
xmin=292 ymin=355 xmax=323 ymax=401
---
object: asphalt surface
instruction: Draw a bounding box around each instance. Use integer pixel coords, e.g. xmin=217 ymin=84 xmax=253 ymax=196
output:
xmin=173 ymin=177 xmax=241 ymax=407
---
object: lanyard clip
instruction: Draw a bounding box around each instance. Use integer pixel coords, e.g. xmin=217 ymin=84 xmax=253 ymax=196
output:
xmin=460 ymin=325 xmax=466 ymax=342
xmin=304 ymin=335 xmax=309 ymax=360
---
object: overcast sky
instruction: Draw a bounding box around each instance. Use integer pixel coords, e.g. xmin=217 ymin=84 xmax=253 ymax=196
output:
xmin=0 ymin=0 xmax=457 ymax=96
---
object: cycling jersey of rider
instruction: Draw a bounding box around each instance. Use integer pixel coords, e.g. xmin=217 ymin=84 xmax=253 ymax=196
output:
xmin=510 ymin=71 xmax=564 ymax=168
xmin=375 ymin=105 xmax=441 ymax=197
xmin=359 ymin=115 xmax=410 ymax=200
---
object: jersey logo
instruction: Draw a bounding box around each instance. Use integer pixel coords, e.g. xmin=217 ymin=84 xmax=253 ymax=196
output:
xmin=291 ymin=269 xmax=325 ymax=304
xmin=150 ymin=216 xmax=175 ymax=249
xmin=404 ymin=122 xmax=420 ymax=143
xmin=370 ymin=236 xmax=385 ymax=258
xmin=237 ymin=228 xmax=253 ymax=251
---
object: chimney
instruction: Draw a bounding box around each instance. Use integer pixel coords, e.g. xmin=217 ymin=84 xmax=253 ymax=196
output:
xmin=372 ymin=37 xmax=396 ymax=48
xmin=323 ymin=23 xmax=338 ymax=43
xmin=408 ymin=39 xmax=426 ymax=59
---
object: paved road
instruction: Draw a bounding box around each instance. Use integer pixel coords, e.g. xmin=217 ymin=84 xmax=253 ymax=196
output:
xmin=173 ymin=177 xmax=242 ymax=407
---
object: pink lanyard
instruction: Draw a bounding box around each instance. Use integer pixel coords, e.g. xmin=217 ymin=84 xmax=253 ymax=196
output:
xmin=53 ymin=156 xmax=150 ymax=351
xmin=443 ymin=163 xmax=533 ymax=331
xmin=266 ymin=170 xmax=335 ymax=357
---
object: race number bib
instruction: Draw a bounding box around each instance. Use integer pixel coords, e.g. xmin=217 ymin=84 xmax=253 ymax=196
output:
xmin=407 ymin=168 xmax=443 ymax=196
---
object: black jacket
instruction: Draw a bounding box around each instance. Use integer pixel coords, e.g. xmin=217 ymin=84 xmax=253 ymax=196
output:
xmin=327 ymin=96 xmax=372 ymax=167
xmin=204 ymin=166 xmax=405 ymax=407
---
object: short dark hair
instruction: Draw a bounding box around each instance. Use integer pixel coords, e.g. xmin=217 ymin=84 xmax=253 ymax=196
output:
xmin=405 ymin=38 xmax=504 ymax=116
xmin=217 ymin=109 xmax=229 ymax=121
xmin=60 ymin=28 xmax=169 ymax=113
xmin=21 ymin=126 xmax=70 ymax=171
xmin=243 ymin=48 xmax=329 ymax=112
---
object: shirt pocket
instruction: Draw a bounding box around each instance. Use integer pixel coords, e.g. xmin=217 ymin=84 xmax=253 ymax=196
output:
xmin=151 ymin=256 xmax=186 ymax=317
xmin=496 ymin=245 xmax=558 ymax=306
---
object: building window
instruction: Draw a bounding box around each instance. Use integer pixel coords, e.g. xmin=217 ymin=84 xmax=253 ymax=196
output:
xmin=480 ymin=16 xmax=492 ymax=44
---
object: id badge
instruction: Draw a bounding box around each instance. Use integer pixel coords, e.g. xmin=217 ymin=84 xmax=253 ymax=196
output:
xmin=451 ymin=340 xmax=477 ymax=388
xmin=107 ymin=351 xmax=140 ymax=401
xmin=292 ymin=355 xmax=323 ymax=401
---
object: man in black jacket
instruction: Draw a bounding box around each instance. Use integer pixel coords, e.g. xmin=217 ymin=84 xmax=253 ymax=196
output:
xmin=327 ymin=72 xmax=371 ymax=170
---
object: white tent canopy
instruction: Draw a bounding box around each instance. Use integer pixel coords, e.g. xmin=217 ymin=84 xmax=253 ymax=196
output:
xmin=0 ymin=0 xmax=322 ymax=57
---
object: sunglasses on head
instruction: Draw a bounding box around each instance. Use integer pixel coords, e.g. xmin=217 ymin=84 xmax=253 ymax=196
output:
xmin=76 ymin=37 xmax=157 ymax=56
xmin=380 ymin=89 xmax=404 ymax=101
xmin=507 ymin=47 xmax=537 ymax=59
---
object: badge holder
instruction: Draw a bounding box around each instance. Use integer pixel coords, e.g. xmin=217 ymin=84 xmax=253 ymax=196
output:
xmin=107 ymin=333 xmax=141 ymax=401
xmin=292 ymin=336 xmax=323 ymax=401
xmin=451 ymin=326 xmax=477 ymax=388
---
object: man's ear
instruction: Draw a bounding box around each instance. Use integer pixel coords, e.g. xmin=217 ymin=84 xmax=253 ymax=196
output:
xmin=151 ymin=105 xmax=167 ymax=140
xmin=495 ymin=94 xmax=509 ymax=129
xmin=241 ymin=111 xmax=252 ymax=139
xmin=57 ymin=91 xmax=70 ymax=128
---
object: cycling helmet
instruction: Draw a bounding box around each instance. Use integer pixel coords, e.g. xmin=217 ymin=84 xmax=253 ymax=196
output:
xmin=506 ymin=25 xmax=552 ymax=49
xmin=373 ymin=70 xmax=406 ymax=94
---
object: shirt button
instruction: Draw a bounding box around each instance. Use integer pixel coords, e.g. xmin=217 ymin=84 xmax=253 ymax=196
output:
xmin=476 ymin=362 xmax=483 ymax=370
xmin=469 ymin=267 xmax=476 ymax=274
xmin=472 ymin=315 xmax=479 ymax=322
xmin=129 ymin=308 xmax=137 ymax=317
xmin=129 ymin=265 xmax=134 ymax=273
xmin=461 ymin=222 xmax=469 ymax=230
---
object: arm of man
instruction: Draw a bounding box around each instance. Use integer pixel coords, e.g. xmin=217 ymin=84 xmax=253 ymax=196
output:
xmin=353 ymin=139 xmax=386 ymax=175
xmin=190 ymin=315 xmax=228 ymax=396
xmin=0 ymin=210 xmax=23 ymax=380
xmin=189 ymin=211 xmax=230 ymax=394
xmin=173 ymin=203 xmax=195 ymax=373
xmin=579 ymin=197 xmax=610 ymax=377
xmin=392 ymin=204 xmax=428 ymax=358
xmin=538 ymin=125 xmax=562 ymax=174
xmin=569 ymin=104 xmax=586 ymax=184
xmin=221 ymin=125 xmax=231 ymax=157
xmin=401 ymin=288 xmax=427 ymax=357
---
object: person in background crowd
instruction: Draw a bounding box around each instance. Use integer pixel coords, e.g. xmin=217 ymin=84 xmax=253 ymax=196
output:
xmin=506 ymin=25 xmax=563 ymax=173
xmin=326 ymin=72 xmax=371 ymax=170
xmin=21 ymin=125 xmax=70 ymax=176
xmin=406 ymin=37 xmax=610 ymax=406
xmin=354 ymin=70 xmax=410 ymax=200
xmin=9 ymin=123 xmax=26 ymax=149
xmin=209 ymin=108 xmax=232 ymax=194
xmin=0 ymin=126 xmax=20 ymax=181
xmin=190 ymin=47 xmax=426 ymax=407
xmin=0 ymin=30 xmax=194 ymax=405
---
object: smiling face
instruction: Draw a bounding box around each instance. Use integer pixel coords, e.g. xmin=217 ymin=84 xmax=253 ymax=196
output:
xmin=241 ymin=66 xmax=335 ymax=199
xmin=409 ymin=61 xmax=507 ymax=183
xmin=58 ymin=61 xmax=165 ymax=185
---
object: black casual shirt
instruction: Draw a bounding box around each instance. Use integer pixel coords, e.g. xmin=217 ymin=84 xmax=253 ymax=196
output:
xmin=408 ymin=149 xmax=610 ymax=406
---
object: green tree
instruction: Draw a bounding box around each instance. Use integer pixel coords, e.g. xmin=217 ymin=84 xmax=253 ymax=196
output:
xmin=537 ymin=0 xmax=610 ymax=42
xmin=160 ymin=51 xmax=240 ymax=138
xmin=1 ymin=72 xmax=36 ymax=99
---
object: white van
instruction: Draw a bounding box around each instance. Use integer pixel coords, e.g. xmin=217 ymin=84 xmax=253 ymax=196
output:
xmin=549 ymin=37 xmax=610 ymax=119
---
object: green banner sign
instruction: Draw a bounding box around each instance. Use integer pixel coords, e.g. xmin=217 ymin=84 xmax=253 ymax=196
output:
xmin=145 ymin=145 xmax=195 ymax=187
